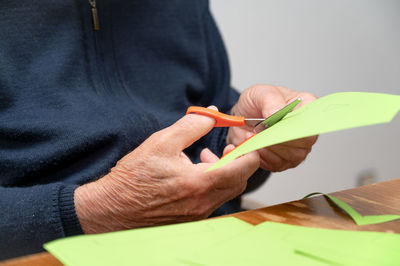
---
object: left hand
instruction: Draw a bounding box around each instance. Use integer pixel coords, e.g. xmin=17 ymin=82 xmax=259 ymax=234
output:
xmin=226 ymin=84 xmax=318 ymax=172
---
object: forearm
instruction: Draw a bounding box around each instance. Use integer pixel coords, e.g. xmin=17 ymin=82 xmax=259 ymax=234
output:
xmin=74 ymin=175 xmax=131 ymax=234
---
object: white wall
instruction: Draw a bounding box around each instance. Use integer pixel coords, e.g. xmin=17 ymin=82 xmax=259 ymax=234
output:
xmin=210 ymin=0 xmax=400 ymax=206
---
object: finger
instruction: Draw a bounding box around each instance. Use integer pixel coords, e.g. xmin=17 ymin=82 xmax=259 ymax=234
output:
xmin=223 ymin=144 xmax=235 ymax=156
xmin=266 ymin=145 xmax=310 ymax=170
xmin=200 ymin=148 xmax=219 ymax=163
xmin=156 ymin=106 xmax=218 ymax=154
xmin=277 ymin=135 xmax=318 ymax=149
xmin=257 ymin=148 xmax=285 ymax=172
xmin=252 ymin=85 xmax=317 ymax=117
xmin=205 ymin=151 xmax=260 ymax=189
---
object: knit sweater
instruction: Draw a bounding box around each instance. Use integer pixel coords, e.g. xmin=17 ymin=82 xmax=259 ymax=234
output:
xmin=0 ymin=0 xmax=244 ymax=259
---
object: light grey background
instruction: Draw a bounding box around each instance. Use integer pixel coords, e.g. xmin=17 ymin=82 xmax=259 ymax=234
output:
xmin=210 ymin=0 xmax=400 ymax=206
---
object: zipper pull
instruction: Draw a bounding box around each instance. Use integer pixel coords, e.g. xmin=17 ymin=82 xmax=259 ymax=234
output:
xmin=88 ymin=0 xmax=100 ymax=30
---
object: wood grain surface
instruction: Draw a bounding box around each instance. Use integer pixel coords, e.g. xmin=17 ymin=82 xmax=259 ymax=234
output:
xmin=2 ymin=178 xmax=399 ymax=266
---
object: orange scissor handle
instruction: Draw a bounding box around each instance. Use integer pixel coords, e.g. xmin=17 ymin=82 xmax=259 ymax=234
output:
xmin=186 ymin=106 xmax=245 ymax=127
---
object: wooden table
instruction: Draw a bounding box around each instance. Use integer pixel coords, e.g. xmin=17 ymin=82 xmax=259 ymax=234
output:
xmin=2 ymin=178 xmax=400 ymax=266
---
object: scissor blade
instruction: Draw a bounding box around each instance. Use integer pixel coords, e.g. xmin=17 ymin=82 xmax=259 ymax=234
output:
xmin=254 ymin=98 xmax=302 ymax=133
xmin=243 ymin=118 xmax=266 ymax=127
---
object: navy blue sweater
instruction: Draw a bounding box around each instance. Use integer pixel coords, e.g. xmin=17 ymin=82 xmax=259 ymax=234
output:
xmin=0 ymin=0 xmax=241 ymax=259
xmin=0 ymin=0 xmax=271 ymax=260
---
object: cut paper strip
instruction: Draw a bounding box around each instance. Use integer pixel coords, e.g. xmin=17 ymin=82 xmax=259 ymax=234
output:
xmin=44 ymin=217 xmax=253 ymax=266
xmin=304 ymin=192 xmax=400 ymax=225
xmin=207 ymin=92 xmax=400 ymax=171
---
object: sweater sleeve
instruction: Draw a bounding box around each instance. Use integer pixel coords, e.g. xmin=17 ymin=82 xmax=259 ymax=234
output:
xmin=0 ymin=183 xmax=83 ymax=260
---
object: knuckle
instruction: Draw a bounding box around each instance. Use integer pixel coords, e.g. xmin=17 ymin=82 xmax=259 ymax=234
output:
xmin=147 ymin=131 xmax=171 ymax=153
xmin=276 ymin=85 xmax=290 ymax=91
xmin=147 ymin=131 xmax=163 ymax=145
xmin=243 ymin=84 xmax=270 ymax=96
xmin=244 ymin=84 xmax=260 ymax=92
xmin=252 ymin=84 xmax=268 ymax=90
xmin=148 ymin=130 xmax=162 ymax=141
xmin=292 ymin=150 xmax=307 ymax=164
xmin=154 ymin=130 xmax=170 ymax=145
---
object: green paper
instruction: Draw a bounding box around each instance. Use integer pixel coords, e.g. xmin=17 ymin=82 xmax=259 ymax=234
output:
xmin=266 ymin=222 xmax=400 ymax=266
xmin=44 ymin=217 xmax=400 ymax=265
xmin=305 ymin=193 xmax=400 ymax=226
xmin=44 ymin=217 xmax=253 ymax=266
xmin=183 ymin=222 xmax=332 ymax=266
xmin=208 ymin=92 xmax=400 ymax=171
xmin=185 ymin=222 xmax=400 ymax=266
xmin=262 ymin=222 xmax=400 ymax=266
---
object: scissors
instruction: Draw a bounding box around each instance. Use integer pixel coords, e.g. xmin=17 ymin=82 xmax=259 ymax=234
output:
xmin=186 ymin=98 xmax=301 ymax=133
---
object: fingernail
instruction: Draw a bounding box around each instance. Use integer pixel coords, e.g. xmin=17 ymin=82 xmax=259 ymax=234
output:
xmin=207 ymin=105 xmax=218 ymax=111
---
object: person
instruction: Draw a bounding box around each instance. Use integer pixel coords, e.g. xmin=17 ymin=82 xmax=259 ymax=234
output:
xmin=0 ymin=0 xmax=317 ymax=260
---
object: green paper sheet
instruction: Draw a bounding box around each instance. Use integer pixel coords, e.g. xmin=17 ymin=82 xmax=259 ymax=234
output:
xmin=185 ymin=222 xmax=400 ymax=266
xmin=44 ymin=217 xmax=253 ymax=266
xmin=45 ymin=217 xmax=400 ymax=265
xmin=208 ymin=92 xmax=400 ymax=171
xmin=183 ymin=222 xmax=330 ymax=266
xmin=305 ymin=193 xmax=400 ymax=226
xmin=265 ymin=222 xmax=400 ymax=266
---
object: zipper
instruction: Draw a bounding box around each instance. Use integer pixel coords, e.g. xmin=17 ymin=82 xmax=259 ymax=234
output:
xmin=88 ymin=0 xmax=100 ymax=30
xmin=88 ymin=0 xmax=131 ymax=100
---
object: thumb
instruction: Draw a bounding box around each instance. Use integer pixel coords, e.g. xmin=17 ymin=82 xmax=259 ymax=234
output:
xmin=247 ymin=86 xmax=287 ymax=118
xmin=259 ymin=92 xmax=286 ymax=118
xmin=160 ymin=106 xmax=217 ymax=154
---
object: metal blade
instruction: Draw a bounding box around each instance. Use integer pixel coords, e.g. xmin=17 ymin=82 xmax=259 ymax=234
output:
xmin=254 ymin=98 xmax=302 ymax=133
xmin=244 ymin=118 xmax=266 ymax=127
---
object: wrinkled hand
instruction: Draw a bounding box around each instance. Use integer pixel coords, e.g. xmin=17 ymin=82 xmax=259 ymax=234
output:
xmin=74 ymin=107 xmax=259 ymax=234
xmin=227 ymin=84 xmax=318 ymax=172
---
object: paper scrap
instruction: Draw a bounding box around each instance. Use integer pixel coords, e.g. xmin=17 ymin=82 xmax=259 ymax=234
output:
xmin=305 ymin=192 xmax=400 ymax=225
xmin=207 ymin=92 xmax=400 ymax=171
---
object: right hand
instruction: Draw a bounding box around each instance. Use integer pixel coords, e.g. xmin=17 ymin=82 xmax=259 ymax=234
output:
xmin=74 ymin=107 xmax=260 ymax=234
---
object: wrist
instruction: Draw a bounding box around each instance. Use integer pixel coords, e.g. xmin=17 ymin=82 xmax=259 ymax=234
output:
xmin=74 ymin=176 xmax=120 ymax=234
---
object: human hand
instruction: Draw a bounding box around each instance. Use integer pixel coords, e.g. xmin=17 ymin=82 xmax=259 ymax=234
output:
xmin=227 ymin=84 xmax=318 ymax=172
xmin=74 ymin=107 xmax=259 ymax=234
